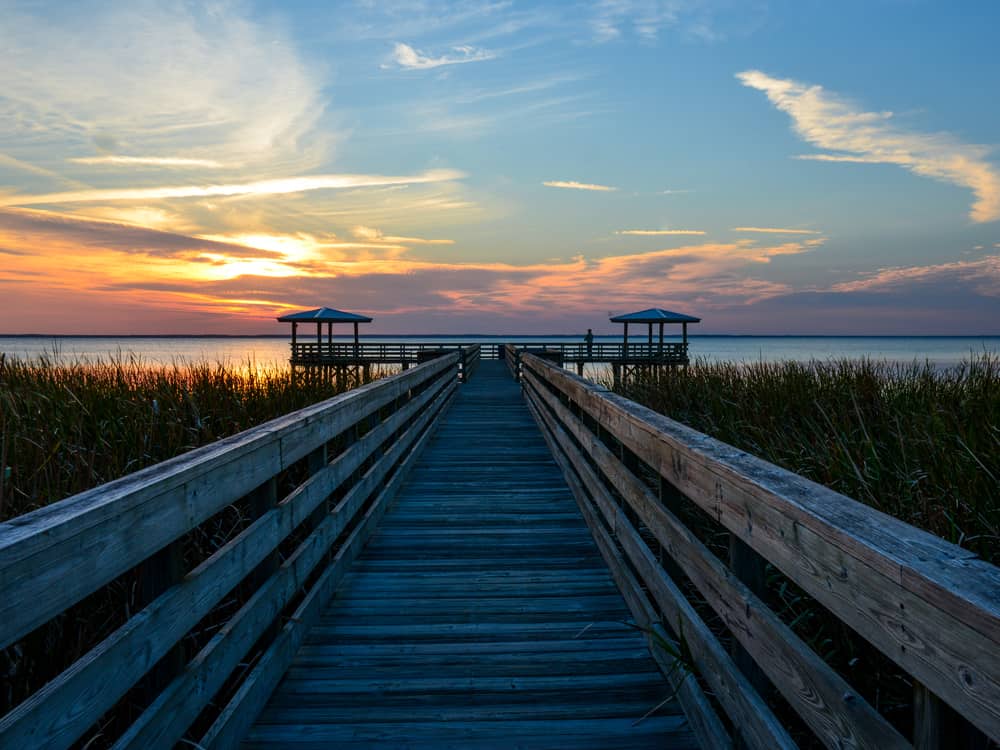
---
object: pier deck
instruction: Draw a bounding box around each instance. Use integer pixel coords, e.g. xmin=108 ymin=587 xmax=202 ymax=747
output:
xmin=243 ymin=361 xmax=696 ymax=748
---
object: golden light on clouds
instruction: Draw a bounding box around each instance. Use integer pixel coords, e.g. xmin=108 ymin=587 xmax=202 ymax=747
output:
xmin=0 ymin=203 xmax=825 ymax=332
xmin=68 ymin=156 xmax=225 ymax=168
xmin=617 ymin=229 xmax=706 ymax=236
xmin=0 ymin=170 xmax=466 ymax=207
xmin=543 ymin=180 xmax=618 ymax=192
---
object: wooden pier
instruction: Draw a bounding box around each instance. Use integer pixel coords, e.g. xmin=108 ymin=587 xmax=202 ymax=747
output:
xmin=244 ymin=361 xmax=695 ymax=748
xmin=2 ymin=347 xmax=998 ymax=750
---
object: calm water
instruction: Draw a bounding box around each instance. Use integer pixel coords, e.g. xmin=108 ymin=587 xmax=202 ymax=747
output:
xmin=1 ymin=335 xmax=997 ymax=370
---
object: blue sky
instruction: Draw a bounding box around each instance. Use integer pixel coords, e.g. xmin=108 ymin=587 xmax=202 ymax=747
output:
xmin=0 ymin=0 xmax=998 ymax=334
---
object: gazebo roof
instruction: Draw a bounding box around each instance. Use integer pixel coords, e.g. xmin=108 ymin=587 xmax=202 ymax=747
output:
xmin=610 ymin=308 xmax=700 ymax=324
xmin=277 ymin=307 xmax=373 ymax=323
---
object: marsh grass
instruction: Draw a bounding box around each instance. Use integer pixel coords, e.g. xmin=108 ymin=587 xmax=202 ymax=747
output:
xmin=0 ymin=353 xmax=379 ymax=521
xmin=613 ymin=354 xmax=1000 ymax=741
xmin=617 ymin=355 xmax=1000 ymax=562
xmin=0 ymin=352 xmax=384 ymax=742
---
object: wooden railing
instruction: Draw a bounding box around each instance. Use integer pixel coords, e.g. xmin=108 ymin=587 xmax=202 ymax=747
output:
xmin=291 ymin=341 xmax=482 ymax=362
xmin=519 ymin=351 xmax=1000 ymax=750
xmin=503 ymin=342 xmax=521 ymax=380
xmin=290 ymin=341 xmax=686 ymax=363
xmin=0 ymin=353 xmax=460 ymax=750
xmin=460 ymin=344 xmax=480 ymax=381
xmin=519 ymin=341 xmax=688 ymax=362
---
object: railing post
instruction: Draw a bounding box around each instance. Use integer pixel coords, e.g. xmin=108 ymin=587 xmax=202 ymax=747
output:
xmin=729 ymin=534 xmax=771 ymax=749
xmin=247 ymin=477 xmax=279 ymax=576
xmin=246 ymin=476 xmax=280 ymax=641
xmin=306 ymin=444 xmax=329 ymax=530
xmin=913 ymin=682 xmax=941 ymax=750
xmin=913 ymin=684 xmax=990 ymax=750
xmin=138 ymin=538 xmax=185 ymax=700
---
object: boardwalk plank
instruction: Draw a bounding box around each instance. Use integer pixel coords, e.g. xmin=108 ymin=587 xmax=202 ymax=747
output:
xmin=242 ymin=361 xmax=697 ymax=749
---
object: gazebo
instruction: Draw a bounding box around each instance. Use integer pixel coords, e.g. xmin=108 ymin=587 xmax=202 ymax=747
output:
xmin=277 ymin=307 xmax=373 ymax=371
xmin=608 ymin=307 xmax=700 ymax=384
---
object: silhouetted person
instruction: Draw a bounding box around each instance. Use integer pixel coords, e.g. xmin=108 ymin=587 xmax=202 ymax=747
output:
xmin=584 ymin=328 xmax=594 ymax=357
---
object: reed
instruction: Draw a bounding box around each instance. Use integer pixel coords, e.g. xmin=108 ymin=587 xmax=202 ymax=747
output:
xmin=0 ymin=353 xmax=379 ymax=521
xmin=615 ymin=354 xmax=999 ymax=740
xmin=0 ymin=353 xmax=384 ymax=736
xmin=616 ymin=354 xmax=1000 ymax=563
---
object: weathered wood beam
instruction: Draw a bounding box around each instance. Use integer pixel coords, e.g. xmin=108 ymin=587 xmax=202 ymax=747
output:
xmin=522 ymin=353 xmax=1000 ymax=742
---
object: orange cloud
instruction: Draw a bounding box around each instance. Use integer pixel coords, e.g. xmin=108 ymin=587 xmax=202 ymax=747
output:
xmin=0 ymin=210 xmax=819 ymax=333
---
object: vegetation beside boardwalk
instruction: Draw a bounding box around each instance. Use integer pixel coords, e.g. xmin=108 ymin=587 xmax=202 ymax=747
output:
xmin=616 ymin=354 xmax=1000 ymax=564
xmin=0 ymin=353 xmax=373 ymax=521
xmin=0 ymin=353 xmax=380 ymax=741
xmin=614 ymin=354 xmax=999 ymax=740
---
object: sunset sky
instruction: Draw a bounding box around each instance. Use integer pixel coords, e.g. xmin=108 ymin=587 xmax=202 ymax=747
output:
xmin=1 ymin=0 xmax=998 ymax=335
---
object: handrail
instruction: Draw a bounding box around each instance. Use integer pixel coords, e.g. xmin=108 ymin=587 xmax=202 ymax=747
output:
xmin=288 ymin=340 xmax=688 ymax=363
xmin=459 ymin=344 xmax=480 ymax=382
xmin=503 ymin=343 xmax=521 ymax=380
xmin=519 ymin=351 xmax=1000 ymax=749
xmin=0 ymin=353 xmax=460 ymax=750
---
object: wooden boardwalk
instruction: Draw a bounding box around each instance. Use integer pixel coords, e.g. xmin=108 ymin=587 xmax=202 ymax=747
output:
xmin=244 ymin=361 xmax=696 ymax=749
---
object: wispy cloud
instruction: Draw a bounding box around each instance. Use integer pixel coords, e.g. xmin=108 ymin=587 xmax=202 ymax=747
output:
xmin=0 ymin=153 xmax=80 ymax=184
xmin=68 ymin=156 xmax=224 ymax=168
xmin=351 ymin=225 xmax=455 ymax=245
xmin=617 ymin=229 xmax=705 ymax=236
xmin=456 ymin=75 xmax=582 ymax=104
xmin=732 ymin=226 xmax=822 ymax=235
xmin=737 ymin=70 xmax=1000 ymax=223
xmin=0 ymin=169 xmax=465 ymax=206
xmin=587 ymin=0 xmax=763 ymax=43
xmin=543 ymin=180 xmax=618 ymax=192
xmin=829 ymin=254 xmax=1000 ymax=297
xmin=0 ymin=2 xmax=329 ymax=174
xmin=390 ymin=42 xmax=495 ymax=70
xmin=591 ymin=0 xmax=680 ymax=42
xmin=0 ymin=209 xmax=282 ymax=259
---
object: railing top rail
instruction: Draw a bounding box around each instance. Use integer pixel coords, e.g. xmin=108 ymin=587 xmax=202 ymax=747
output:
xmin=520 ymin=352 xmax=997 ymax=616
xmin=520 ymin=351 xmax=1000 ymax=741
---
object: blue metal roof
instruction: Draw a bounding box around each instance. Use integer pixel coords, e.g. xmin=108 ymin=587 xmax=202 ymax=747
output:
xmin=277 ymin=307 xmax=373 ymax=323
xmin=609 ymin=308 xmax=700 ymax=323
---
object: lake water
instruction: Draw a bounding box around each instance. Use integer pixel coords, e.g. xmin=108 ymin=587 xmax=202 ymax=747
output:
xmin=1 ymin=335 xmax=997 ymax=370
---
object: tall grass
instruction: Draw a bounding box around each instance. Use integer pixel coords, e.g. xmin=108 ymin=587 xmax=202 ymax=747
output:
xmin=617 ymin=355 xmax=1000 ymax=563
xmin=0 ymin=353 xmax=383 ymax=739
xmin=614 ymin=355 xmax=999 ymax=741
xmin=0 ymin=353 xmax=373 ymax=521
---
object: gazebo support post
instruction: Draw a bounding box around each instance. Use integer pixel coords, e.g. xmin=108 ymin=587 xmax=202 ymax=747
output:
xmin=623 ymin=322 xmax=629 ymax=362
xmin=353 ymin=322 xmax=360 ymax=358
